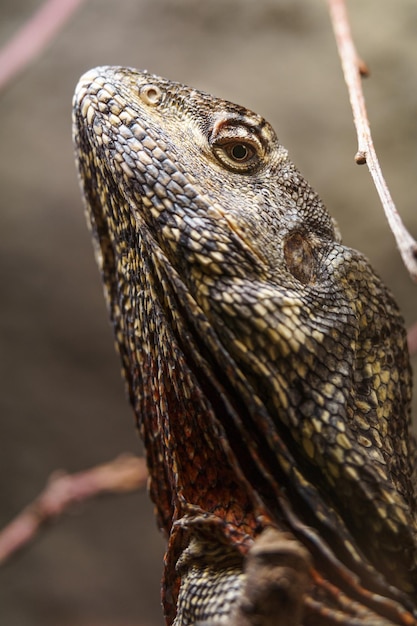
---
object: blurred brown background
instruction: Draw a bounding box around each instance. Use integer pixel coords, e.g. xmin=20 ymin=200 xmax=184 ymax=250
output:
xmin=1 ymin=1 xmax=417 ymax=625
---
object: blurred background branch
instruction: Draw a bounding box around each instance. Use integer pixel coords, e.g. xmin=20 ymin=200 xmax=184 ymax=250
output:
xmin=0 ymin=455 xmax=147 ymax=566
xmin=0 ymin=0 xmax=86 ymax=91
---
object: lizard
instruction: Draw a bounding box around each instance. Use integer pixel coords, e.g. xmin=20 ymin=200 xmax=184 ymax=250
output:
xmin=72 ymin=66 xmax=417 ymax=625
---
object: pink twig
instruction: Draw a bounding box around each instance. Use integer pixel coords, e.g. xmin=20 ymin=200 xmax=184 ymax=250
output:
xmin=0 ymin=454 xmax=148 ymax=565
xmin=327 ymin=0 xmax=417 ymax=281
xmin=0 ymin=0 xmax=87 ymax=91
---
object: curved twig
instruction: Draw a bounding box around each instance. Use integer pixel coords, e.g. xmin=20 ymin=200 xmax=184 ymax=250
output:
xmin=0 ymin=0 xmax=86 ymax=92
xmin=0 ymin=454 xmax=148 ymax=565
xmin=327 ymin=0 xmax=417 ymax=281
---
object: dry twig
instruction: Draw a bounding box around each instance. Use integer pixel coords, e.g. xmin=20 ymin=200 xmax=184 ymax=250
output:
xmin=0 ymin=454 xmax=148 ymax=565
xmin=0 ymin=0 xmax=86 ymax=91
xmin=327 ymin=0 xmax=417 ymax=281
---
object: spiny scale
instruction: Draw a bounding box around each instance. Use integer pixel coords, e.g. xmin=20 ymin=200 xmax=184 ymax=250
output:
xmin=73 ymin=66 xmax=417 ymax=625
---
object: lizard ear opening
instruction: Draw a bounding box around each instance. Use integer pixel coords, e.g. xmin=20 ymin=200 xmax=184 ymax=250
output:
xmin=283 ymin=232 xmax=315 ymax=284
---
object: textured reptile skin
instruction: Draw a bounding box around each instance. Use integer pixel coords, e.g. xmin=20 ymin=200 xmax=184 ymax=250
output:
xmin=73 ymin=66 xmax=417 ymax=625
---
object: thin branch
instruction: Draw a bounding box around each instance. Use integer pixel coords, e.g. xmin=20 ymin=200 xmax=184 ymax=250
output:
xmin=0 ymin=454 xmax=148 ymax=565
xmin=0 ymin=0 xmax=87 ymax=92
xmin=327 ymin=0 xmax=417 ymax=281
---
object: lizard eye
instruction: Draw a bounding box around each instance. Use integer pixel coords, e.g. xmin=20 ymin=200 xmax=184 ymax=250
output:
xmin=209 ymin=117 xmax=264 ymax=173
xmin=226 ymin=142 xmax=254 ymax=162
xmin=213 ymin=139 xmax=259 ymax=172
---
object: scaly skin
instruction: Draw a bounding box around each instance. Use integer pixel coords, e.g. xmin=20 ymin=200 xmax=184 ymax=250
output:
xmin=73 ymin=66 xmax=417 ymax=625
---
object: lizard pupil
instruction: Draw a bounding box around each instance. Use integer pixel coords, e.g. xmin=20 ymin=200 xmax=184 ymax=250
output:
xmin=231 ymin=143 xmax=249 ymax=161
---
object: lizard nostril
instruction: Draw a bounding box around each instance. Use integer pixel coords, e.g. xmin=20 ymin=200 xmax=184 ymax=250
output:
xmin=139 ymin=84 xmax=163 ymax=106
